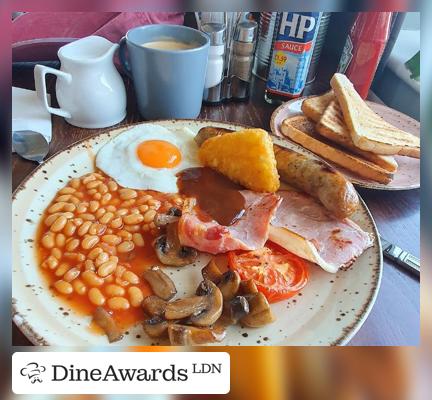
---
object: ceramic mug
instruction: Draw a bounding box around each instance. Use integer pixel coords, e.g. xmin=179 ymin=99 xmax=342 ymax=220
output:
xmin=119 ymin=24 xmax=210 ymax=119
xmin=34 ymin=36 xmax=127 ymax=129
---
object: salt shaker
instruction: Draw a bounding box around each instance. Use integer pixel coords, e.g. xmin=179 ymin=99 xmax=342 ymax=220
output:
xmin=229 ymin=21 xmax=258 ymax=100
xmin=201 ymin=23 xmax=226 ymax=104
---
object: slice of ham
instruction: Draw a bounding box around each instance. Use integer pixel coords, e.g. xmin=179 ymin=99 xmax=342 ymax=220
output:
xmin=178 ymin=191 xmax=281 ymax=254
xmin=269 ymin=190 xmax=373 ymax=273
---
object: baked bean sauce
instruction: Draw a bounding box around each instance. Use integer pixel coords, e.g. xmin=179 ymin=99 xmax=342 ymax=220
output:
xmin=177 ymin=167 xmax=246 ymax=226
xmin=36 ymin=171 xmax=185 ymax=331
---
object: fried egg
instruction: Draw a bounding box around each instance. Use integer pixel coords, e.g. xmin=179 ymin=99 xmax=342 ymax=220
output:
xmin=96 ymin=124 xmax=201 ymax=192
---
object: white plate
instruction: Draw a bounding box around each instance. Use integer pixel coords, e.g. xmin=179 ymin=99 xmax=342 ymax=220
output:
xmin=270 ymin=97 xmax=420 ymax=190
xmin=12 ymin=119 xmax=382 ymax=346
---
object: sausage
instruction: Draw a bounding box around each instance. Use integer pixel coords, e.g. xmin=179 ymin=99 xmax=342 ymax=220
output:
xmin=273 ymin=145 xmax=359 ymax=219
xmin=195 ymin=126 xmax=233 ymax=147
xmin=195 ymin=127 xmax=359 ymax=218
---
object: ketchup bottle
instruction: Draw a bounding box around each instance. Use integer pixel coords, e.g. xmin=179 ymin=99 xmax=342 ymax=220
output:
xmin=338 ymin=12 xmax=392 ymax=98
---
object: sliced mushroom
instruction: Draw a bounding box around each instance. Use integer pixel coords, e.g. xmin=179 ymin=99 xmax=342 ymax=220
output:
xmin=168 ymin=323 xmax=226 ymax=345
xmin=165 ymin=296 xmax=208 ymax=320
xmin=202 ymin=258 xmax=223 ymax=282
xmin=142 ymin=295 xmax=168 ymax=317
xmin=189 ymin=280 xmax=223 ymax=327
xmin=142 ymin=316 xmax=169 ymax=338
xmin=93 ymin=307 xmax=123 ymax=343
xmin=154 ymin=221 xmax=198 ymax=266
xmin=241 ymin=292 xmax=275 ymax=328
xmin=242 ymin=309 xmax=274 ymax=328
xmin=217 ymin=270 xmax=241 ymax=301
xmin=238 ymin=279 xmax=259 ymax=295
xmin=221 ymin=295 xmax=250 ymax=325
xmin=154 ymin=207 xmax=182 ymax=227
xmin=143 ymin=266 xmax=177 ymax=300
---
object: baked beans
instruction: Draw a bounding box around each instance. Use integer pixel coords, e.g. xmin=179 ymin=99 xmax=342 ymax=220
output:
xmin=108 ymin=181 xmax=118 ymax=191
xmin=118 ymin=230 xmax=132 ymax=240
xmin=69 ymin=178 xmax=80 ymax=189
xmin=123 ymin=270 xmax=139 ymax=284
xmin=117 ymin=241 xmax=134 ymax=253
xmin=42 ymin=255 xmax=58 ymax=270
xmin=64 ymin=267 xmax=81 ymax=282
xmin=80 ymin=213 xmax=96 ymax=221
xmin=81 ymin=235 xmax=100 ymax=250
xmin=84 ymin=259 xmax=96 ymax=271
xmin=51 ymin=247 xmax=62 ymax=259
xmin=101 ymin=193 xmax=112 ymax=205
xmin=110 ymin=217 xmax=123 ymax=229
xmin=107 ymin=296 xmax=130 ymax=310
xmin=48 ymin=202 xmax=66 ymax=214
xmin=54 ymin=280 xmax=73 ymax=295
xmin=88 ymin=247 xmax=103 ymax=260
xmin=65 ymin=238 xmax=80 ymax=252
xmin=78 ymin=221 xmax=92 ymax=236
xmin=119 ymin=188 xmax=137 ymax=200
xmin=82 ymin=270 xmax=104 ymax=287
xmin=123 ymin=213 xmax=144 ymax=225
xmin=72 ymin=279 xmax=87 ymax=295
xmin=132 ymin=233 xmax=145 ymax=247
xmin=36 ymin=170 xmax=185 ymax=328
xmin=50 ymin=215 xmax=67 ymax=232
xmin=95 ymin=251 xmax=109 ymax=266
xmin=89 ymin=200 xmax=99 ymax=213
xmin=88 ymin=288 xmax=105 ymax=306
xmin=41 ymin=232 xmax=55 ymax=249
xmin=55 ymin=262 xmax=70 ymax=277
xmin=76 ymin=203 xmax=88 ymax=214
xmin=59 ymin=187 xmax=76 ymax=195
xmin=128 ymin=286 xmax=144 ymax=307
xmin=55 ymin=233 xmax=66 ymax=248
xmin=99 ymin=212 xmax=114 ymax=225
xmin=97 ymin=259 xmax=117 ymax=277
xmin=102 ymin=234 xmax=121 ymax=245
xmin=89 ymin=223 xmax=106 ymax=236
xmin=124 ymin=225 xmax=140 ymax=233
xmin=143 ymin=209 xmax=157 ymax=223
xmin=105 ymin=284 xmax=125 ymax=297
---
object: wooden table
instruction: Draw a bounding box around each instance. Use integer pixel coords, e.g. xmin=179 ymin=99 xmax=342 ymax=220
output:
xmin=12 ymin=67 xmax=420 ymax=346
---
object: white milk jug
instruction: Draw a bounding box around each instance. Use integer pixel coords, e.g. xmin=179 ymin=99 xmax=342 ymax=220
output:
xmin=34 ymin=36 xmax=126 ymax=128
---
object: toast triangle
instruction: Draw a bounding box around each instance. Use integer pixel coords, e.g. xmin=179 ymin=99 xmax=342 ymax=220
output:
xmin=330 ymin=73 xmax=420 ymax=158
xmin=317 ymin=100 xmax=398 ymax=172
xmin=301 ymin=91 xmax=334 ymax=122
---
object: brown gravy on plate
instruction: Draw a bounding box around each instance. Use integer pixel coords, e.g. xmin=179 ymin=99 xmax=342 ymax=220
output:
xmin=177 ymin=167 xmax=246 ymax=226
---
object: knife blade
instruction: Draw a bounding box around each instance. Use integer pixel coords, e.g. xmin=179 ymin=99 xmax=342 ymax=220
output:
xmin=380 ymin=235 xmax=420 ymax=277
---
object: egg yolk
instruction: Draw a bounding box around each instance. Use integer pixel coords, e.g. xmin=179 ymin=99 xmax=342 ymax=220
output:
xmin=137 ymin=140 xmax=182 ymax=169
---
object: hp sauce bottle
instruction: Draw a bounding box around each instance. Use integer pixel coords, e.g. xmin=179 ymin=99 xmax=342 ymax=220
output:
xmin=265 ymin=12 xmax=322 ymax=104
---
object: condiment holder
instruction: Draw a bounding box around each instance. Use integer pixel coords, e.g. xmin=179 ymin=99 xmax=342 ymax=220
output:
xmin=201 ymin=20 xmax=258 ymax=104
xmin=202 ymin=23 xmax=226 ymax=104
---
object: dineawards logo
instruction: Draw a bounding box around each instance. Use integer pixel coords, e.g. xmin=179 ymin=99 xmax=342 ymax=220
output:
xmin=51 ymin=362 xmax=188 ymax=382
xmin=12 ymin=352 xmax=230 ymax=395
xmin=20 ymin=362 xmax=47 ymax=384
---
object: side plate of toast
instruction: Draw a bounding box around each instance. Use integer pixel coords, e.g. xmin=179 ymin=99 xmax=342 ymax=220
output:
xmin=270 ymin=73 xmax=420 ymax=190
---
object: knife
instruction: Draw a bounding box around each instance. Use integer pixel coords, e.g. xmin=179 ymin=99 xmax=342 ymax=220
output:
xmin=380 ymin=235 xmax=420 ymax=277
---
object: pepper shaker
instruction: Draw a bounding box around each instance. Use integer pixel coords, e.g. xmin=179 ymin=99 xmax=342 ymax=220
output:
xmin=229 ymin=21 xmax=258 ymax=100
xmin=201 ymin=23 xmax=226 ymax=104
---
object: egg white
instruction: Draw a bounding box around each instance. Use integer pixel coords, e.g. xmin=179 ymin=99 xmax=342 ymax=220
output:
xmin=96 ymin=124 xmax=201 ymax=193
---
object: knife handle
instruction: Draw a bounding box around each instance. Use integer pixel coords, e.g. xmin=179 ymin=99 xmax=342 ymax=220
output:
xmin=383 ymin=244 xmax=420 ymax=277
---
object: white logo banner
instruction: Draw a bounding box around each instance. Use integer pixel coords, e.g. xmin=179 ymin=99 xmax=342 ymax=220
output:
xmin=13 ymin=352 xmax=230 ymax=394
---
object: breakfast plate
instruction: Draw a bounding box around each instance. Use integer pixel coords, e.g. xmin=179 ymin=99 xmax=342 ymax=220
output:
xmin=270 ymin=97 xmax=420 ymax=190
xmin=13 ymin=119 xmax=382 ymax=346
